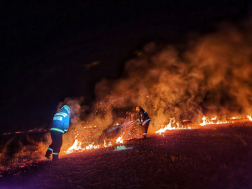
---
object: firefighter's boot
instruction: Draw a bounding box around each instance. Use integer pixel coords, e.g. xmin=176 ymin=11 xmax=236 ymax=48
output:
xmin=52 ymin=154 xmax=59 ymax=161
xmin=45 ymin=149 xmax=52 ymax=159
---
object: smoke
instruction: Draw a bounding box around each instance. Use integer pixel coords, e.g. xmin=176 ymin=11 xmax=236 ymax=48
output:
xmin=61 ymin=19 xmax=252 ymax=145
xmin=184 ymin=21 xmax=252 ymax=117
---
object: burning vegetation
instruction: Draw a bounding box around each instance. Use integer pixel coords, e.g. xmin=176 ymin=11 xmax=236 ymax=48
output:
xmin=57 ymin=20 xmax=252 ymax=154
xmin=1 ymin=20 xmax=252 ymax=165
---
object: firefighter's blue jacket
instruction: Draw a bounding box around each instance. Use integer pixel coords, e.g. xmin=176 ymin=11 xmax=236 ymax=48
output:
xmin=50 ymin=108 xmax=70 ymax=134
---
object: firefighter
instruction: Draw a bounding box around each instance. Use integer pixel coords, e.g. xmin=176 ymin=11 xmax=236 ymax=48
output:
xmin=45 ymin=105 xmax=70 ymax=161
xmin=136 ymin=106 xmax=150 ymax=139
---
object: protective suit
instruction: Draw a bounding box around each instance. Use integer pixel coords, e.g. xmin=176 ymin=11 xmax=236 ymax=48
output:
xmin=136 ymin=106 xmax=150 ymax=138
xmin=45 ymin=105 xmax=70 ymax=161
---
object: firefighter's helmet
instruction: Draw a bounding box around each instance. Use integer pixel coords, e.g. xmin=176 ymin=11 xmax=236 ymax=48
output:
xmin=62 ymin=105 xmax=70 ymax=114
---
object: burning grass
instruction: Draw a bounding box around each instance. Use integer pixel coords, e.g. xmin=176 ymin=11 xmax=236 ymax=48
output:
xmin=1 ymin=113 xmax=252 ymax=173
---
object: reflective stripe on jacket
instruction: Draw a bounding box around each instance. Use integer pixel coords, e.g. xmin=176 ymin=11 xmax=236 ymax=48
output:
xmin=142 ymin=119 xmax=150 ymax=125
xmin=50 ymin=127 xmax=64 ymax=133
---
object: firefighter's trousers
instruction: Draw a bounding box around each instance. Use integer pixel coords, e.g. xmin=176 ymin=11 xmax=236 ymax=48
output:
xmin=45 ymin=130 xmax=63 ymax=161
xmin=142 ymin=120 xmax=150 ymax=138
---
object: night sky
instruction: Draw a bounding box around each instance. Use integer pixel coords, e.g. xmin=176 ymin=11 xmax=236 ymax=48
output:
xmin=0 ymin=0 xmax=250 ymax=133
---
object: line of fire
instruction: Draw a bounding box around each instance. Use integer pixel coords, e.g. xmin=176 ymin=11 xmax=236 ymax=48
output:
xmin=62 ymin=114 xmax=252 ymax=155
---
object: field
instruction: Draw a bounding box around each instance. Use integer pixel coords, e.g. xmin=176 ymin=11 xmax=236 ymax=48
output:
xmin=1 ymin=124 xmax=252 ymax=189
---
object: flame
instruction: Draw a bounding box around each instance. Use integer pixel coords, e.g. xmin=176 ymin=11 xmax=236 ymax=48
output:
xmin=86 ymin=143 xmax=100 ymax=150
xmin=199 ymin=115 xmax=231 ymax=126
xmin=248 ymin=116 xmax=252 ymax=121
xmin=64 ymin=139 xmax=114 ymax=154
xmin=211 ymin=116 xmax=217 ymax=120
xmin=200 ymin=116 xmax=207 ymax=126
xmin=116 ymin=136 xmax=123 ymax=144
xmin=65 ymin=139 xmax=85 ymax=154
xmin=64 ymin=140 xmax=102 ymax=154
xmin=155 ymin=122 xmax=192 ymax=134
xmin=155 ymin=115 xmax=252 ymax=135
xmin=104 ymin=140 xmax=112 ymax=147
xmin=199 ymin=115 xmax=252 ymax=127
xmin=64 ymin=115 xmax=252 ymax=155
xmin=230 ymin=116 xmax=242 ymax=119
